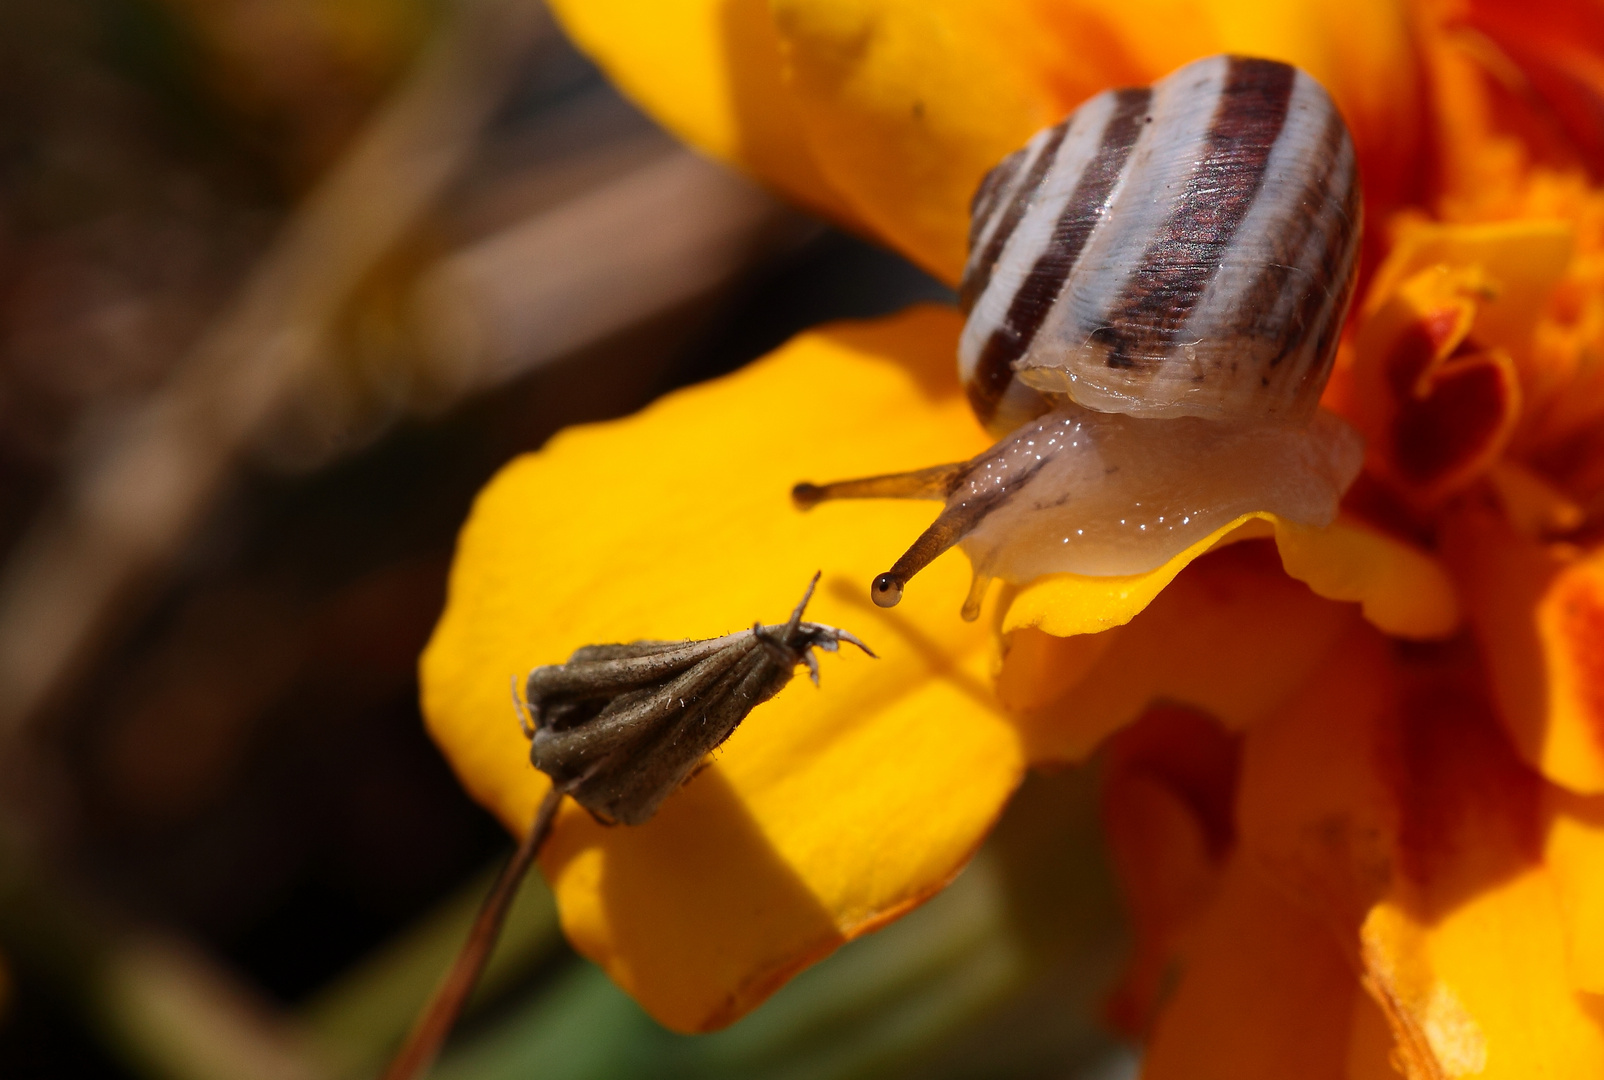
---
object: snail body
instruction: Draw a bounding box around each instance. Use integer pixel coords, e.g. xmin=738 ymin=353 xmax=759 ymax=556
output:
xmin=795 ymin=55 xmax=1365 ymax=617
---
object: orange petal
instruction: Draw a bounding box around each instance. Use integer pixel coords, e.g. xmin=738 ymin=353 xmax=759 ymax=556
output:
xmin=1456 ymin=0 xmax=1604 ymax=174
xmin=1273 ymin=517 xmax=1463 ymax=640
xmin=1100 ymin=706 xmax=1241 ymax=1037
xmin=1233 ymin=623 xmax=1400 ymax=932
xmin=1486 ymin=460 xmax=1586 ymax=538
xmin=421 ymin=306 xmax=1021 ymax=1030
xmin=1446 ymin=508 xmax=1604 ymax=794
xmin=1360 ymin=218 xmax=1573 ymax=362
xmin=771 ymin=0 xmax=1423 ymax=281
xmin=1000 ymin=513 xmax=1458 ymax=642
xmin=1219 ymin=621 xmax=1412 ymax=1076
xmin=1142 ymin=852 xmax=1364 ymax=1080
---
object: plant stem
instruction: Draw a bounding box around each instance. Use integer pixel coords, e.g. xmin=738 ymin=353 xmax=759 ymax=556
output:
xmin=379 ymin=786 xmax=564 ymax=1080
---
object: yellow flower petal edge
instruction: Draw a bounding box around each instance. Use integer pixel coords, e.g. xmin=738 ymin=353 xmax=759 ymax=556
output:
xmin=1272 ymin=517 xmax=1462 ymax=640
xmin=1000 ymin=513 xmax=1461 ymax=641
xmin=1361 ymin=216 xmax=1574 ymax=361
xmin=421 ymin=305 xmax=1021 ymax=1032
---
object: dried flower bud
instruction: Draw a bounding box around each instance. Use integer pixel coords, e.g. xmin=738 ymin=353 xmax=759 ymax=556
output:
xmin=517 ymin=574 xmax=873 ymax=825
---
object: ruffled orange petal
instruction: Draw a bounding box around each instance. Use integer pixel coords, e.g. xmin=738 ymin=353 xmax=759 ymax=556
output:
xmin=1103 ymin=633 xmax=1398 ymax=1069
xmin=1360 ymin=883 xmax=1604 ymax=1080
xmin=1446 ymin=507 xmax=1604 ymax=794
xmin=1351 ymin=224 xmax=1571 ymax=504
xmin=549 ymin=0 xmax=1422 ymax=282
xmin=1360 ymin=218 xmax=1573 ymax=363
xmin=1139 ymin=615 xmax=1604 ymax=1076
xmin=1232 ymin=623 xmax=1399 ymax=931
xmin=997 ymin=518 xmax=1457 ymax=767
xmin=421 ymin=306 xmax=1022 ymax=1031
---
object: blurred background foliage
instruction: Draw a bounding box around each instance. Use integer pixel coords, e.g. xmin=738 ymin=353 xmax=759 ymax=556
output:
xmin=0 ymin=0 xmax=1136 ymax=1075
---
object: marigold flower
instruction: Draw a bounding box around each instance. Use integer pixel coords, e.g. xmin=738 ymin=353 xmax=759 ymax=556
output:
xmin=421 ymin=0 xmax=1604 ymax=1071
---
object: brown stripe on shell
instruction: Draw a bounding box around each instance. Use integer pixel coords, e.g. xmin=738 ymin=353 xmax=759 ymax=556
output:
xmin=958 ymin=120 xmax=1070 ymax=314
xmin=965 ymin=87 xmax=1152 ymax=427
xmin=1301 ymin=171 xmax=1363 ymax=396
xmin=1094 ymin=57 xmax=1296 ymax=371
xmin=967 ymin=145 xmax=1027 ymax=255
xmin=1232 ymin=101 xmax=1355 ymax=395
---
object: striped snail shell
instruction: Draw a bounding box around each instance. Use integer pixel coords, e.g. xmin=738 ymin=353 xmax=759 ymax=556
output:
xmin=962 ymin=53 xmax=1362 ymax=434
xmin=795 ymin=55 xmax=1366 ymax=619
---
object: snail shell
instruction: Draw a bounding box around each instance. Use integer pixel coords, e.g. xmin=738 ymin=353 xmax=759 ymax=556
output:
xmin=795 ymin=55 xmax=1366 ymax=617
xmin=961 ymin=54 xmax=1361 ymax=434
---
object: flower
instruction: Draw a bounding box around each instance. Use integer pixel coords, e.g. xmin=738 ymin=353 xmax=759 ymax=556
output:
xmin=421 ymin=0 xmax=1604 ymax=1070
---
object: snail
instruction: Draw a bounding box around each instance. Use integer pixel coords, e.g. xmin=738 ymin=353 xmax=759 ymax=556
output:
xmin=794 ymin=54 xmax=1367 ymax=619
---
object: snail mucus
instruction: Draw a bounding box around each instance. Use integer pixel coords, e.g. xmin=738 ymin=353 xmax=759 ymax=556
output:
xmin=795 ymin=55 xmax=1367 ymax=619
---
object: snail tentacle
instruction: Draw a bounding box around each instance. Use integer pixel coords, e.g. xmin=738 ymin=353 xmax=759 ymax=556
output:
xmin=792 ymin=462 xmax=968 ymax=509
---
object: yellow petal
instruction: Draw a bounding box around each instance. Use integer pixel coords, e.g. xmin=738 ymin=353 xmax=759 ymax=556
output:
xmin=1362 ymin=875 xmax=1604 ymax=1079
xmin=1000 ymin=514 xmax=1458 ymax=641
xmin=420 ymin=306 xmax=1024 ymax=1031
xmin=769 ymin=0 xmax=1423 ymax=281
xmin=1546 ymin=787 xmax=1604 ymax=995
xmin=1361 ymin=217 xmax=1574 ymax=363
xmin=1356 ymin=645 xmax=1604 ymax=1078
xmin=544 ymin=0 xmax=854 ymax=222
xmin=1273 ymin=518 xmax=1463 ymax=640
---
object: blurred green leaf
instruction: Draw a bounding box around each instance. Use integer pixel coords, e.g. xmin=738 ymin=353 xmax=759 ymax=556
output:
xmin=301 ymin=857 xmax=560 ymax=1076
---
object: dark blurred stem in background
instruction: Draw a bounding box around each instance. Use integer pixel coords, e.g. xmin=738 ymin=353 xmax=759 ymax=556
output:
xmin=378 ymin=787 xmax=563 ymax=1080
xmin=0 ymin=0 xmax=556 ymax=1065
xmin=0 ymin=0 xmax=551 ymax=748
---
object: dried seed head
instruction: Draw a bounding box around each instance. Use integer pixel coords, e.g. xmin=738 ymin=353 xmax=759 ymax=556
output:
xmin=516 ymin=574 xmax=873 ymax=826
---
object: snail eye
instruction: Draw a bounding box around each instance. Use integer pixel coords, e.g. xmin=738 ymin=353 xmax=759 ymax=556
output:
xmin=870 ymin=574 xmax=904 ymax=608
